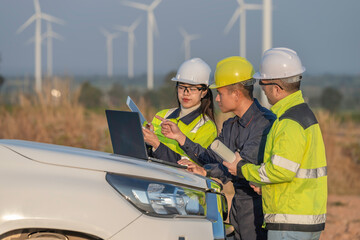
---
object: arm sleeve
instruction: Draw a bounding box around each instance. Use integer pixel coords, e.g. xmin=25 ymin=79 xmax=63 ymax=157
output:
xmin=152 ymin=118 xmax=217 ymax=164
xmin=204 ymin=163 xmax=234 ymax=184
xmin=152 ymin=142 xmax=182 ymax=163
xmin=181 ymin=126 xmax=225 ymax=166
xmin=180 ymin=120 xmax=222 ymax=166
xmin=239 ymin=120 xmax=305 ymax=184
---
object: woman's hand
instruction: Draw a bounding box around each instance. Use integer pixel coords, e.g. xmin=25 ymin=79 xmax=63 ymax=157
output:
xmin=155 ymin=115 xmax=187 ymax=145
xmin=142 ymin=123 xmax=160 ymax=149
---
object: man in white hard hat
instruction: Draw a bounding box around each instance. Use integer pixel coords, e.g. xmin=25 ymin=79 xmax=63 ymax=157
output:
xmin=223 ymin=48 xmax=328 ymax=240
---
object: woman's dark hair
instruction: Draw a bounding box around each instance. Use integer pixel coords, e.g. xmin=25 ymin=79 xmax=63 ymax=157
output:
xmin=176 ymin=83 xmax=216 ymax=124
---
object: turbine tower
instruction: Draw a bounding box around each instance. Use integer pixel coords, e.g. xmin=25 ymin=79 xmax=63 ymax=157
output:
xmin=114 ymin=18 xmax=141 ymax=79
xmin=17 ymin=0 xmax=65 ymax=92
xmin=43 ymin=22 xmax=64 ymax=78
xmin=224 ymin=0 xmax=262 ymax=58
xmin=179 ymin=27 xmax=200 ymax=61
xmin=122 ymin=0 xmax=162 ymax=90
xmin=101 ymin=28 xmax=119 ymax=78
xmin=260 ymin=0 xmax=272 ymax=108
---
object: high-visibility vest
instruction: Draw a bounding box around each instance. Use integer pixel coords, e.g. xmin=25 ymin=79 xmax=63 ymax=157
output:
xmin=152 ymin=108 xmax=217 ymax=163
xmin=241 ymin=90 xmax=327 ymax=232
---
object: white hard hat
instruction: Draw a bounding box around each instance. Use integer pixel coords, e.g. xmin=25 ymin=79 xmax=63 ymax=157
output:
xmin=253 ymin=47 xmax=306 ymax=80
xmin=171 ymin=58 xmax=211 ymax=85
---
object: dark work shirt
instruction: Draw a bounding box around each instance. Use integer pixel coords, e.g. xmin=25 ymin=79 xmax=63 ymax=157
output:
xmin=181 ymin=98 xmax=276 ymax=198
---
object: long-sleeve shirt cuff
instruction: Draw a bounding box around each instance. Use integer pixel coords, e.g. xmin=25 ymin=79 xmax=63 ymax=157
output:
xmin=237 ymin=160 xmax=249 ymax=179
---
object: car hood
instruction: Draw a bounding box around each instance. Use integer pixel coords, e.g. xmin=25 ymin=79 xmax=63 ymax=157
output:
xmin=0 ymin=139 xmax=208 ymax=190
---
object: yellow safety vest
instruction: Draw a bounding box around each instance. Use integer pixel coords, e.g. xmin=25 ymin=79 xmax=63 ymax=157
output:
xmin=240 ymin=91 xmax=327 ymax=232
xmin=151 ymin=107 xmax=217 ymax=163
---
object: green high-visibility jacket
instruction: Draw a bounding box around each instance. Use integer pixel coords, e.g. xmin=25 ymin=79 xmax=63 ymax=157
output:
xmin=151 ymin=107 xmax=217 ymax=164
xmin=238 ymin=90 xmax=327 ymax=232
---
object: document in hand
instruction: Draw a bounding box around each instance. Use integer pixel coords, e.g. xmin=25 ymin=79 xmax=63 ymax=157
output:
xmin=126 ymin=96 xmax=148 ymax=125
xmin=210 ymin=140 xmax=236 ymax=163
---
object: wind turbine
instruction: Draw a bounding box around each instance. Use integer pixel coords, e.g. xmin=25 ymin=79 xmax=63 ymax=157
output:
xmin=224 ymin=0 xmax=262 ymax=58
xmin=122 ymin=0 xmax=162 ymax=90
xmin=43 ymin=22 xmax=64 ymax=78
xmin=260 ymin=0 xmax=272 ymax=109
xmin=179 ymin=27 xmax=200 ymax=61
xmin=17 ymin=0 xmax=65 ymax=92
xmin=114 ymin=18 xmax=141 ymax=79
xmin=100 ymin=28 xmax=119 ymax=78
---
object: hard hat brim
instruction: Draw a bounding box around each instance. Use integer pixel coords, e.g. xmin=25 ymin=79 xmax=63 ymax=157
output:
xmin=209 ymin=83 xmax=220 ymax=89
xmin=171 ymin=77 xmax=208 ymax=86
xmin=253 ymin=67 xmax=306 ymax=80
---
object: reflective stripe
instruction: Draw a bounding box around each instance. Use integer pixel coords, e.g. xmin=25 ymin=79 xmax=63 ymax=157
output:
xmin=272 ymin=155 xmax=300 ymax=173
xmin=190 ymin=116 xmax=209 ymax=133
xmin=265 ymin=213 xmax=326 ymax=225
xmin=296 ymin=166 xmax=327 ymax=179
xmin=258 ymin=163 xmax=271 ymax=183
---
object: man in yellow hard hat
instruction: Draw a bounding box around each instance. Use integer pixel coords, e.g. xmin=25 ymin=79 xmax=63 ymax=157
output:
xmin=223 ymin=48 xmax=327 ymax=240
xmin=158 ymin=56 xmax=276 ymax=240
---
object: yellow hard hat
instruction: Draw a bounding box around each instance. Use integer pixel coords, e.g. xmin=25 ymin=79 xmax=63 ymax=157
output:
xmin=209 ymin=56 xmax=255 ymax=89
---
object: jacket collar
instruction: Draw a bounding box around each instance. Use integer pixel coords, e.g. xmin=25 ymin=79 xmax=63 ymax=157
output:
xmin=166 ymin=107 xmax=202 ymax=125
xmin=271 ymin=90 xmax=305 ymax=117
xmin=235 ymin=99 xmax=260 ymax=128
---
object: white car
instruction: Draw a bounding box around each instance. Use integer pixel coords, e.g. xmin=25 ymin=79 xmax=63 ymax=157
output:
xmin=0 ymin=139 xmax=229 ymax=240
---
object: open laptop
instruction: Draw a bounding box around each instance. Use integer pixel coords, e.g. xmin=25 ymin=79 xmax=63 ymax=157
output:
xmin=105 ymin=110 xmax=186 ymax=169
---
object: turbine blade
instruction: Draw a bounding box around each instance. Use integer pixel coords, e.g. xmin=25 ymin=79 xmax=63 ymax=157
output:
xmin=179 ymin=27 xmax=187 ymax=37
xmin=34 ymin=0 xmax=41 ymax=14
xmin=150 ymin=0 xmax=162 ymax=10
xmin=51 ymin=31 xmax=64 ymax=41
xmin=41 ymin=13 xmax=65 ymax=25
xmin=122 ymin=1 xmax=148 ymax=11
xmin=245 ymin=4 xmax=262 ymax=10
xmin=100 ymin=27 xmax=110 ymax=36
xmin=130 ymin=17 xmax=142 ymax=31
xmin=16 ymin=15 xmax=36 ymax=34
xmin=224 ymin=8 xmax=241 ymax=34
xmin=114 ymin=25 xmax=129 ymax=32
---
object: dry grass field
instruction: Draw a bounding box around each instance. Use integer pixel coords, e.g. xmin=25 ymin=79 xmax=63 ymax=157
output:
xmin=0 ymin=89 xmax=359 ymax=239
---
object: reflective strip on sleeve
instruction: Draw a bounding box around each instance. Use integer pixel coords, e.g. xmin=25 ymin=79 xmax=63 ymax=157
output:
xmin=296 ymin=166 xmax=327 ymax=179
xmin=272 ymin=155 xmax=300 ymax=173
xmin=265 ymin=213 xmax=326 ymax=225
xmin=258 ymin=163 xmax=271 ymax=183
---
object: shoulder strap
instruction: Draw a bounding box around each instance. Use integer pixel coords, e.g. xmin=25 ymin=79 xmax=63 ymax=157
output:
xmin=279 ymin=103 xmax=318 ymax=129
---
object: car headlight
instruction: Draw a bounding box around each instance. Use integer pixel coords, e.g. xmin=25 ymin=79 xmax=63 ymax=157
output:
xmin=106 ymin=173 xmax=206 ymax=218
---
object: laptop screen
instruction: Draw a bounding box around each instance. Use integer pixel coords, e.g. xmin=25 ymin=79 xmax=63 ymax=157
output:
xmin=105 ymin=110 xmax=148 ymax=160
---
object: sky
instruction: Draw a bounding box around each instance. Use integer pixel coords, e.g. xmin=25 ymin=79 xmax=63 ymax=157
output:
xmin=0 ymin=0 xmax=359 ymax=78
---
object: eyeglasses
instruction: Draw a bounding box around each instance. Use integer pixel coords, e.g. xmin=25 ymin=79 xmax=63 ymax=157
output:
xmin=177 ymin=85 xmax=205 ymax=94
xmin=259 ymin=80 xmax=283 ymax=90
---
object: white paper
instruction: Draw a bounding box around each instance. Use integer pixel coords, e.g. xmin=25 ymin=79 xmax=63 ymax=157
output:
xmin=210 ymin=140 xmax=236 ymax=163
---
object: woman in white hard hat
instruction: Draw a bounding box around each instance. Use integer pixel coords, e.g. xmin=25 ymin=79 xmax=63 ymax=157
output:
xmin=142 ymin=58 xmax=217 ymax=163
